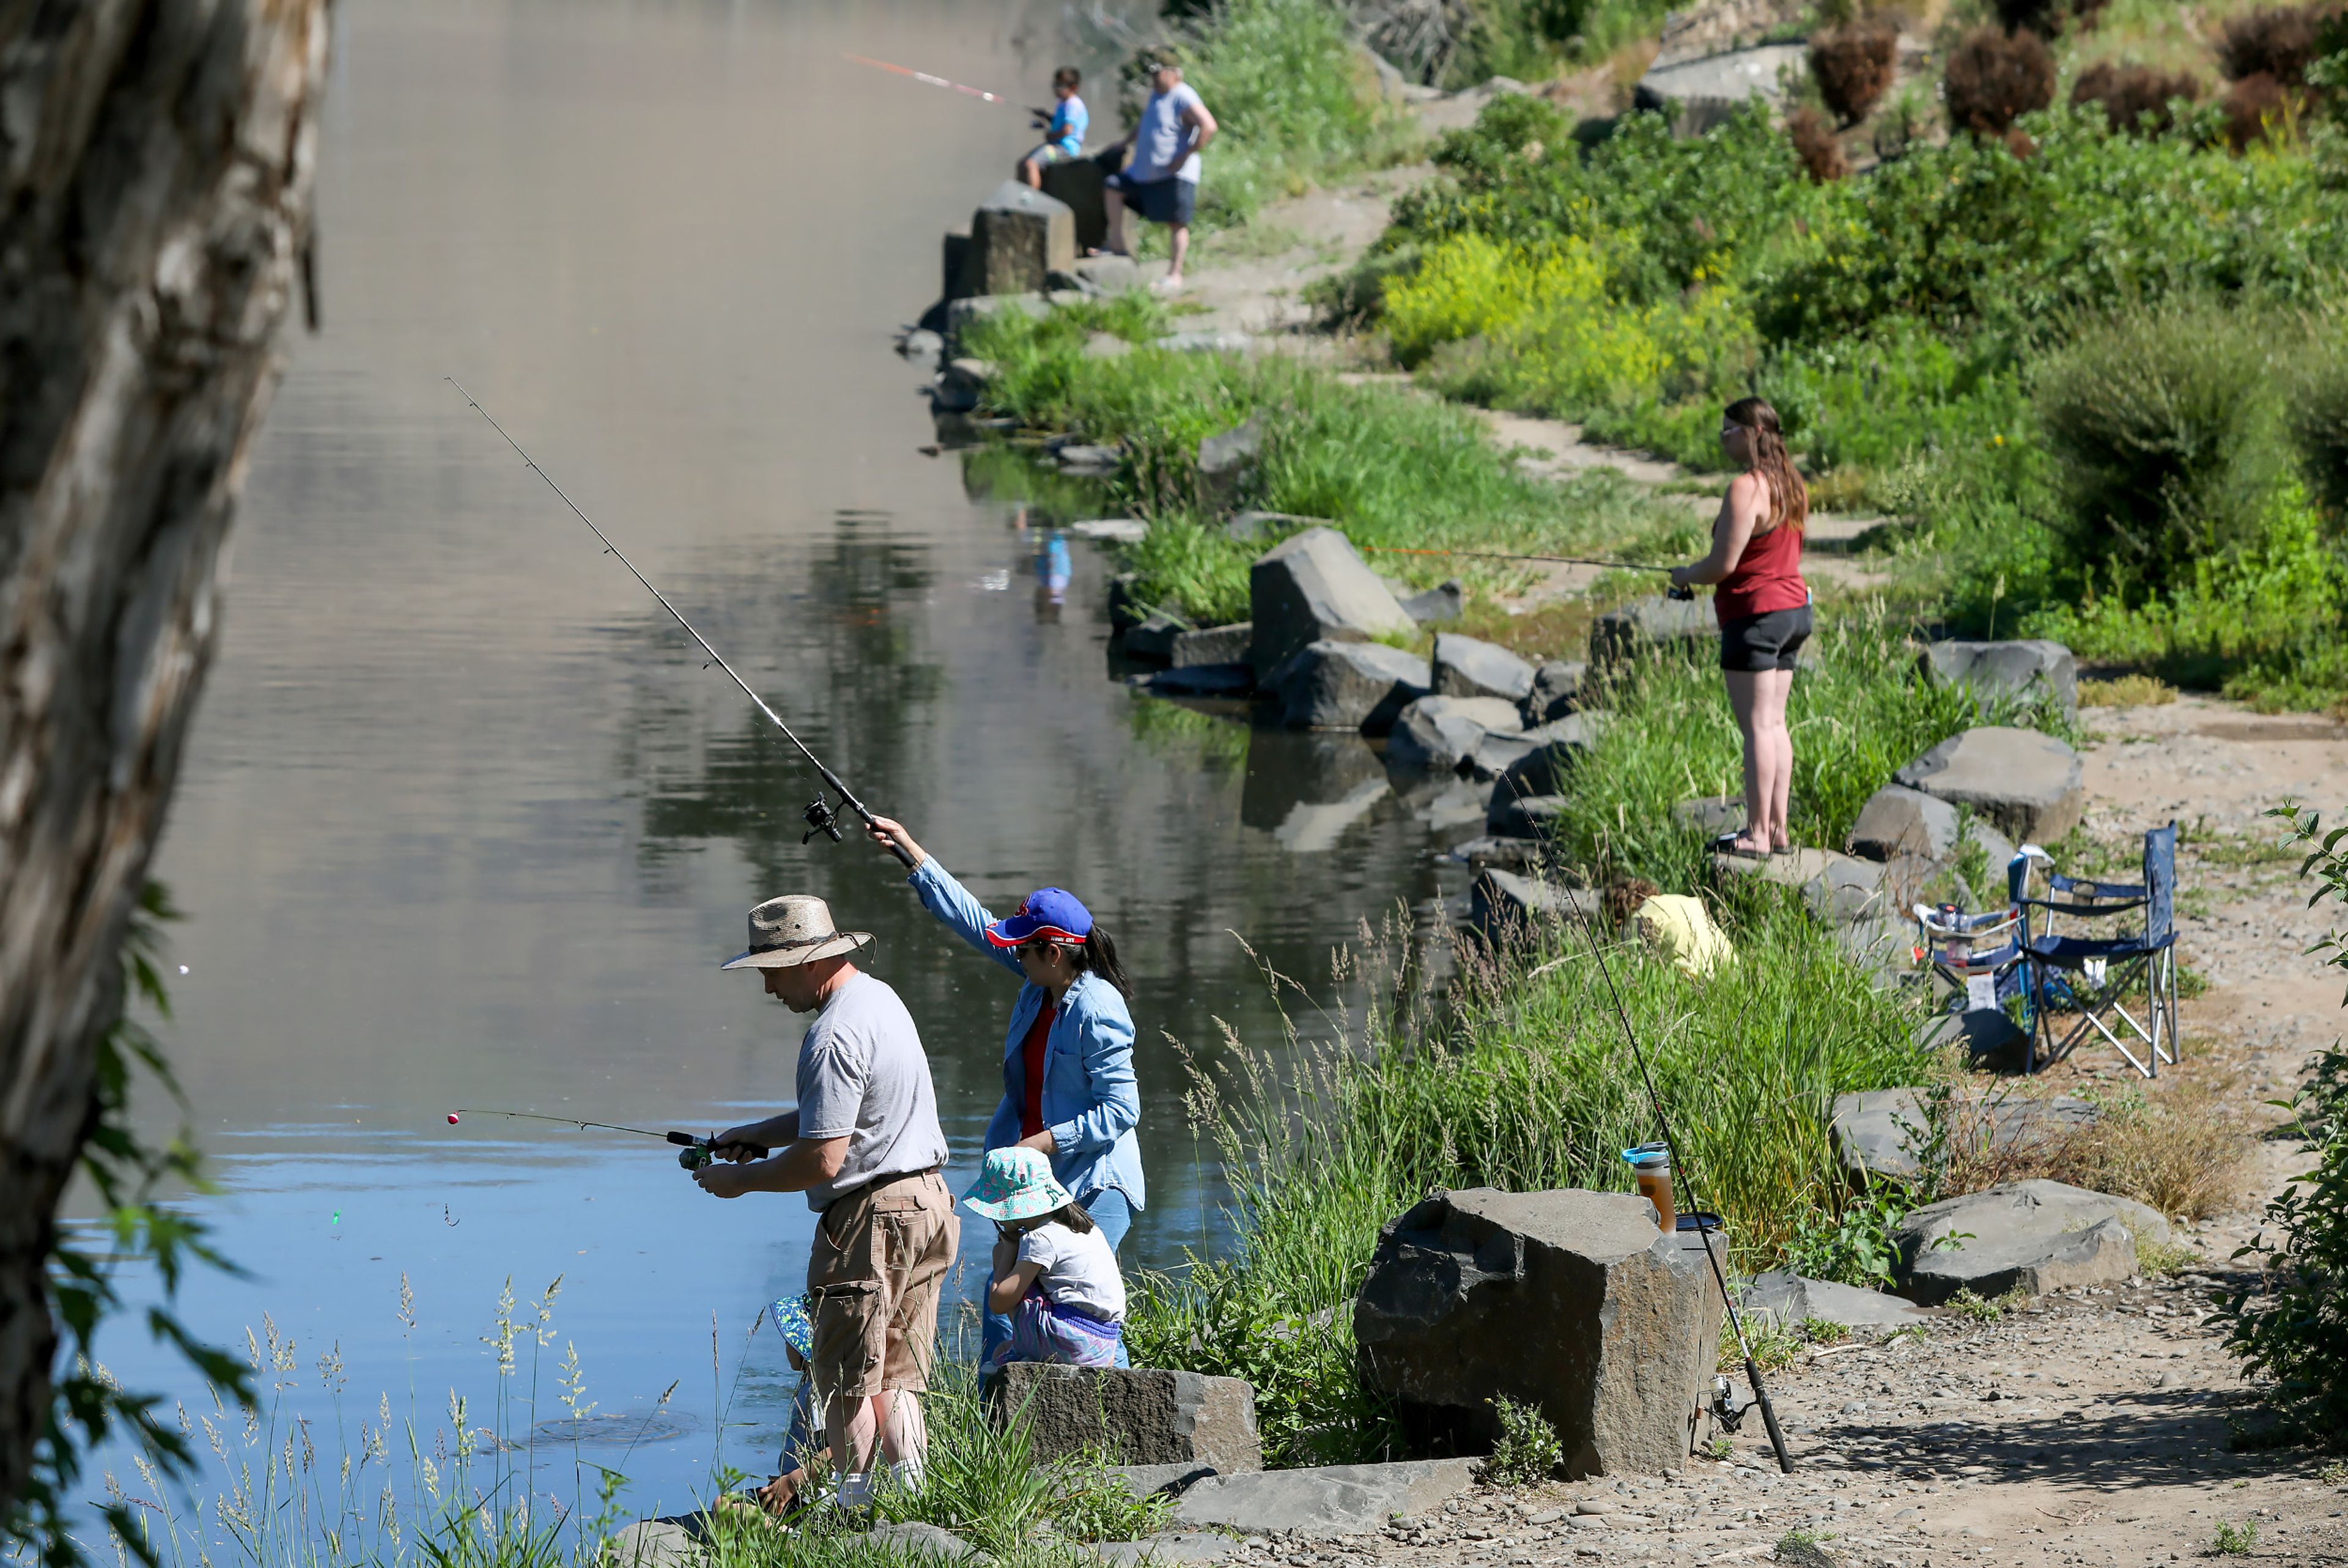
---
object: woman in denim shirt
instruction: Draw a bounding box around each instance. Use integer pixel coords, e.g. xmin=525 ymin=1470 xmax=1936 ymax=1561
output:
xmin=865 ymin=817 xmax=1144 ymax=1365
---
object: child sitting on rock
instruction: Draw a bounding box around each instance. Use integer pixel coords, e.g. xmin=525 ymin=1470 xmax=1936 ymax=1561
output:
xmin=962 ymin=1146 xmax=1126 ymax=1370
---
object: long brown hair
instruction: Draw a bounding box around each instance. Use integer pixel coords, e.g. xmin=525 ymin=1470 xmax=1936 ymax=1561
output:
xmin=1724 ymin=397 xmax=1807 ymax=535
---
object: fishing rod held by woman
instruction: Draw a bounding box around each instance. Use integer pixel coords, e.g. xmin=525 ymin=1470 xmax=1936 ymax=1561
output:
xmin=863 ymin=815 xmax=1144 ymax=1367
xmin=1668 ymin=397 xmax=1811 ymax=859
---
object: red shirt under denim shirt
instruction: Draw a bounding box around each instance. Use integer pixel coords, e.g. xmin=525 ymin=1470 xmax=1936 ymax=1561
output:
xmin=1019 ymin=1003 xmax=1056 ymax=1138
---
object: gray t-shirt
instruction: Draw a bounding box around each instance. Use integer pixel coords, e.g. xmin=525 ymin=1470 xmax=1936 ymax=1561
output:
xmin=1128 ymin=81 xmax=1205 ymax=184
xmin=793 ymin=972 xmax=948 ymax=1212
xmin=1017 ymin=1219 xmax=1126 ymax=1321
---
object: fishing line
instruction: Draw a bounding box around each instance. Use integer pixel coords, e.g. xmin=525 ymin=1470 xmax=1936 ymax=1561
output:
xmin=448 ymin=1108 xmax=767 ymax=1169
xmin=446 ymin=380 xmax=914 ymax=867
xmin=1556 ymin=896 xmax=1796 ymax=1473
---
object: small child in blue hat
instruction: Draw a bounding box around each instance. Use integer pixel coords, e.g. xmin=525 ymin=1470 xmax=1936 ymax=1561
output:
xmin=962 ymin=1146 xmax=1126 ymax=1369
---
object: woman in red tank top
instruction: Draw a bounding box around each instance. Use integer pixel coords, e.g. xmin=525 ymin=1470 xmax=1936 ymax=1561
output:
xmin=1669 ymin=398 xmax=1811 ymax=856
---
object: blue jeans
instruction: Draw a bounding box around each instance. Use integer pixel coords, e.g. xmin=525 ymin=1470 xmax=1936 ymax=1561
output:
xmin=984 ymin=1187 xmax=1132 ymax=1369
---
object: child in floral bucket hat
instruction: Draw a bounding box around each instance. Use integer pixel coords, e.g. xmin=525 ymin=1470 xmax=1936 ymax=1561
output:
xmin=962 ymin=1147 xmax=1126 ymax=1370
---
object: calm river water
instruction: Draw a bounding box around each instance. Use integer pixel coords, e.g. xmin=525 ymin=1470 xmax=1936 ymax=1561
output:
xmin=85 ymin=0 xmax=1464 ymax=1522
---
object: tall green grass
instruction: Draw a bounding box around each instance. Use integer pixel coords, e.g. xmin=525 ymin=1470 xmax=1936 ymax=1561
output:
xmin=1551 ymin=602 xmax=2048 ymax=891
xmin=960 ymin=298 xmax=1686 ymax=623
xmin=1126 ymin=897 xmax=1932 ymax=1467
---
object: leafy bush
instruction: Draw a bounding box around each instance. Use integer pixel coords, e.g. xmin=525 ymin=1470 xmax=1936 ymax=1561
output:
xmin=2071 ymin=60 xmax=2202 ymax=135
xmin=2291 ymin=326 xmax=2348 ymax=518
xmin=1811 ymin=21 xmax=1899 ymax=125
xmin=2218 ymin=3 xmax=2335 ymax=84
xmin=2218 ymin=804 xmax=2348 ymax=1452
xmin=1785 ymin=1178 xmax=1925 ymax=1286
xmin=1477 ymin=1396 xmax=1566 ymax=1485
xmin=2032 ymin=298 xmax=2289 ymax=594
xmin=1944 ymin=26 xmax=2058 ymax=137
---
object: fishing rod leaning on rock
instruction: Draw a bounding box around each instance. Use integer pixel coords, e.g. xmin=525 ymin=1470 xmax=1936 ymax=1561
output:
xmin=1359 ymin=544 xmax=1695 ymax=601
xmin=1557 ymin=896 xmax=1796 ymax=1474
xmin=446 ymin=379 xmax=914 ymax=868
xmin=446 ymin=1108 xmax=767 ymax=1172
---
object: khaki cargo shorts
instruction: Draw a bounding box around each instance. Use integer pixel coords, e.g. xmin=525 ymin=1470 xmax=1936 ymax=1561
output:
xmin=807 ymin=1169 xmax=958 ymax=1403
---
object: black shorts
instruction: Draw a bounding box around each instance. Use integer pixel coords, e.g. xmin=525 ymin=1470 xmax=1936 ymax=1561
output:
xmin=1106 ymin=174 xmax=1197 ymax=226
xmin=1719 ymin=605 xmax=1812 ymax=672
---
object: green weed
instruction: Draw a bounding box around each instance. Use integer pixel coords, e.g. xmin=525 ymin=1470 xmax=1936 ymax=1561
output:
xmin=2212 ymin=1518 xmax=2260 ymax=1555
xmin=1476 ymin=1396 xmax=1565 ymax=1487
xmin=1946 ymin=1286 xmax=2032 ymax=1322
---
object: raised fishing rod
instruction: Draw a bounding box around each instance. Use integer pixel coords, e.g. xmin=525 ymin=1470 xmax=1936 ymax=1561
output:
xmin=843 ymin=52 xmax=1013 ymax=106
xmin=448 ymin=1108 xmax=767 ymax=1171
xmin=1360 ymin=544 xmax=1694 ymax=600
xmin=1557 ymin=897 xmax=1796 ymax=1474
xmin=447 ymin=380 xmax=914 ymax=867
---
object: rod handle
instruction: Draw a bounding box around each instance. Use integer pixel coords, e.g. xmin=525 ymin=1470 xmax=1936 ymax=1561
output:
xmin=1744 ymin=1357 xmax=1795 ymax=1473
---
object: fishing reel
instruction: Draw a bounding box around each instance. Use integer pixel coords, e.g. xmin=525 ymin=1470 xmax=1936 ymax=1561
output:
xmin=670 ymin=1130 xmax=769 ymax=1171
xmin=1666 ymin=583 xmax=1695 ymax=602
xmin=802 ymin=793 xmax=845 ymax=846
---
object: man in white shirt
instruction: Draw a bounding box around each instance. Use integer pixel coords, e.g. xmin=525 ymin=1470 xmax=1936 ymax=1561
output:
xmin=693 ymin=893 xmax=955 ymax=1507
xmin=1097 ymin=47 xmax=1217 ymax=287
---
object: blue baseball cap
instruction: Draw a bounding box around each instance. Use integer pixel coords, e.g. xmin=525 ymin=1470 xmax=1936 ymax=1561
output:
xmin=985 ymin=887 xmax=1094 ymax=948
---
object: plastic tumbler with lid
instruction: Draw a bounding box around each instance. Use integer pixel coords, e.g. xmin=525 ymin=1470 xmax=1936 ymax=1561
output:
xmin=1622 ymin=1142 xmax=1675 ymax=1232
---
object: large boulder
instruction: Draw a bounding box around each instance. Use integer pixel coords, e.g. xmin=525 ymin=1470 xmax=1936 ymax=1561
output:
xmin=1893 ymin=727 xmax=2085 ymax=842
xmin=1845 ymin=784 xmax=1960 ymax=863
xmin=1123 ymin=611 xmax=1192 ymax=664
xmin=967 ymin=182 xmax=1077 ymax=297
xmin=1471 ymin=869 xmax=1596 ymax=948
xmin=1386 ymin=695 xmax=1523 ymax=778
xmin=1038 ymin=158 xmax=1109 ymax=253
xmin=1354 ymin=1188 xmax=1725 ymax=1476
xmin=1920 ymin=639 xmax=2078 ymax=724
xmin=1831 ymin=1089 xmax=2099 ymax=1184
xmin=1892 ymin=1179 xmax=2171 ymax=1305
xmin=1266 ymin=642 xmax=1432 ymax=734
xmin=1172 ymin=623 xmax=1252 ymax=669
xmin=1589 ymin=594 xmax=1712 ymax=672
xmin=1482 ymin=713 xmax=1612 ymax=802
xmin=989 ymin=1364 xmax=1263 ymax=1474
xmin=1247 ymin=528 xmax=1419 ymax=677
xmin=1172 ymin=1458 xmax=1478 ymax=1537
xmin=1741 ymin=1271 xmax=1932 ymax=1330
xmin=1400 ymin=580 xmax=1465 ymax=625
xmin=1432 ymin=633 xmax=1535 ymax=704
xmin=1523 ymin=660 xmax=1587 ymax=724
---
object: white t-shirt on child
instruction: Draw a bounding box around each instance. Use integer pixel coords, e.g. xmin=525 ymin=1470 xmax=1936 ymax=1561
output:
xmin=1017 ymin=1220 xmax=1126 ymax=1322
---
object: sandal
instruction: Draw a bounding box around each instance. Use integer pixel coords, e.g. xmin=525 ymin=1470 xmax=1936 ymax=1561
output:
xmin=1711 ymin=832 xmax=1769 ymax=861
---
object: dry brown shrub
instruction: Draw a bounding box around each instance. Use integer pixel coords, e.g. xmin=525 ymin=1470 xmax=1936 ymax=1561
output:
xmin=1991 ymin=0 xmax=2108 ymax=35
xmin=2070 ymin=59 xmax=2203 ymax=135
xmin=1946 ymin=1078 xmax=2253 ymax=1220
xmin=2217 ymin=2 xmax=2335 ymax=84
xmin=1809 ymin=21 xmax=1900 ymax=125
xmin=1787 ymin=105 xmax=1851 ymax=181
xmin=1944 ymin=26 xmax=2057 ymax=136
xmin=2222 ymin=71 xmax=2302 ymax=149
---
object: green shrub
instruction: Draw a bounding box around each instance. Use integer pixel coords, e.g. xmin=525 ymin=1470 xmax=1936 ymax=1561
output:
xmin=2218 ymin=805 xmax=2348 ymax=1452
xmin=2291 ymin=325 xmax=2348 ymax=519
xmin=2033 ymin=298 xmax=2289 ymax=594
xmin=2212 ymin=1518 xmax=2261 ymax=1555
xmin=1477 ymin=1396 xmax=1566 ymax=1485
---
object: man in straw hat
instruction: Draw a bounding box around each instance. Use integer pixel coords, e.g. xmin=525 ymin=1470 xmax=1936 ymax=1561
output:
xmin=693 ymin=894 xmax=955 ymax=1508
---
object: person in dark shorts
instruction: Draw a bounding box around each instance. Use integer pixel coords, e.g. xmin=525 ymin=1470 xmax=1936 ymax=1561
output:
xmin=1093 ymin=48 xmax=1216 ymax=287
xmin=1670 ymin=397 xmax=1812 ymax=858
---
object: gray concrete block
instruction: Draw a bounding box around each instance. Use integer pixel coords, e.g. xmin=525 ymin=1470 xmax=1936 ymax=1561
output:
xmin=1172 ymin=1458 xmax=1479 ymax=1536
xmin=1893 ymin=1179 xmax=2171 ymax=1305
xmin=1741 ymin=1270 xmax=1932 ymax=1330
xmin=1920 ymin=639 xmax=2078 ymax=724
xmin=1894 ymin=727 xmax=2084 ymax=843
xmin=1172 ymin=623 xmax=1252 ymax=669
xmin=1589 ymin=594 xmax=1712 ymax=672
xmin=1432 ymin=633 xmax=1536 ymax=703
xmin=1523 ymin=659 xmax=1587 ymax=724
xmin=969 ymin=180 xmax=1077 ymax=297
xmin=1846 ymin=784 xmax=1960 ymax=862
xmin=990 ymin=1364 xmax=1261 ymax=1474
xmin=1247 ymin=528 xmax=1418 ymax=677
xmin=1266 ymin=641 xmax=1431 ymax=734
xmin=1386 ymin=694 xmax=1523 ymax=777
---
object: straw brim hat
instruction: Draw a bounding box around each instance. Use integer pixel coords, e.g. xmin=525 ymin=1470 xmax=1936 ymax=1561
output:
xmin=720 ymin=894 xmax=874 ymax=970
xmin=960 ymin=1146 xmax=1074 ymax=1223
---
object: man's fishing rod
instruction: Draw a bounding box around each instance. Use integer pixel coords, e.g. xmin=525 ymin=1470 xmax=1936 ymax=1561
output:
xmin=1556 ymin=898 xmax=1796 ymax=1474
xmin=448 ymin=1108 xmax=767 ymax=1171
xmin=1360 ymin=544 xmax=1694 ymax=600
xmin=446 ymin=380 xmax=914 ymax=867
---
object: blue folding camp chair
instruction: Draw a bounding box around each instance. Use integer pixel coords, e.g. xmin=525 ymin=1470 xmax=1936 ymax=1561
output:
xmin=1911 ymin=899 xmax=2028 ymax=1058
xmin=2011 ymin=823 xmax=2180 ymax=1077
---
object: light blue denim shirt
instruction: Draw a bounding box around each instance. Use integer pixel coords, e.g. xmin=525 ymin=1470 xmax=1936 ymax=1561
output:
xmin=909 ymin=858 xmax=1146 ymax=1210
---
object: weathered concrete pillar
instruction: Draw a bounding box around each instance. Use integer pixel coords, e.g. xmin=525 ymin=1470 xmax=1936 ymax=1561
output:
xmin=968 ymin=180 xmax=1075 ymax=297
